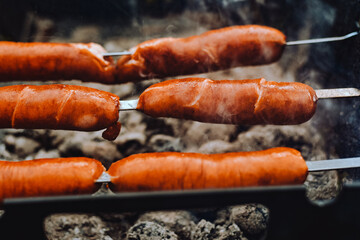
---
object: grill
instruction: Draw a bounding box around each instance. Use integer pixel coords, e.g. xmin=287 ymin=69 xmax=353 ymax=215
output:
xmin=2 ymin=184 xmax=360 ymax=239
xmin=0 ymin=0 xmax=360 ymax=239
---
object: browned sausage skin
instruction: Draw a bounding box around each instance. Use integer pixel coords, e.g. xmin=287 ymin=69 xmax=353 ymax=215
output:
xmin=137 ymin=78 xmax=318 ymax=125
xmin=0 ymin=84 xmax=120 ymax=140
xmin=107 ymin=147 xmax=308 ymax=192
xmin=116 ymin=25 xmax=286 ymax=82
xmin=0 ymin=42 xmax=115 ymax=83
xmin=0 ymin=157 xmax=104 ymax=201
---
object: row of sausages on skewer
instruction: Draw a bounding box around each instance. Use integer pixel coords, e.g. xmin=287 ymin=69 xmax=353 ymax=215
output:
xmin=0 ymin=147 xmax=307 ymax=203
xmin=0 ymin=25 xmax=285 ymax=83
xmin=0 ymin=78 xmax=317 ymax=141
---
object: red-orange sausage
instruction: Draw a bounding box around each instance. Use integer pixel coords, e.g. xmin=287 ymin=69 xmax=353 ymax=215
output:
xmin=0 ymin=42 xmax=115 ymax=84
xmin=0 ymin=84 xmax=120 ymax=140
xmin=137 ymin=78 xmax=318 ymax=125
xmin=107 ymin=147 xmax=308 ymax=192
xmin=0 ymin=157 xmax=104 ymax=201
xmin=116 ymin=25 xmax=286 ymax=82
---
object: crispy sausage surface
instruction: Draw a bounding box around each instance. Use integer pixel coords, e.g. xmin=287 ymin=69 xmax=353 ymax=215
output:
xmin=0 ymin=42 xmax=115 ymax=83
xmin=108 ymin=147 xmax=308 ymax=192
xmin=116 ymin=25 xmax=286 ymax=82
xmin=0 ymin=84 xmax=120 ymax=139
xmin=0 ymin=157 xmax=104 ymax=201
xmin=137 ymin=78 xmax=317 ymax=125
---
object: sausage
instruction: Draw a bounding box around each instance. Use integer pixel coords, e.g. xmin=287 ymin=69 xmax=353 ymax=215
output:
xmin=0 ymin=42 xmax=115 ymax=83
xmin=102 ymin=122 xmax=121 ymax=141
xmin=0 ymin=84 xmax=120 ymax=140
xmin=0 ymin=157 xmax=104 ymax=201
xmin=116 ymin=25 xmax=286 ymax=82
xmin=137 ymin=78 xmax=318 ymax=125
xmin=107 ymin=147 xmax=308 ymax=192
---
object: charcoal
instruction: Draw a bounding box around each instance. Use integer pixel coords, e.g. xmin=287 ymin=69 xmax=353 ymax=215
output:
xmin=127 ymin=221 xmax=178 ymax=240
xmin=44 ymin=214 xmax=112 ymax=240
xmin=229 ymin=204 xmax=269 ymax=236
xmin=191 ymin=219 xmax=216 ymax=240
xmin=137 ymin=211 xmax=196 ymax=239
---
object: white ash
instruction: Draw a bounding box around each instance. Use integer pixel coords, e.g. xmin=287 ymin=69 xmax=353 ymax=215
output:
xmin=114 ymin=131 xmax=147 ymax=146
xmin=81 ymin=141 xmax=122 ymax=168
xmin=192 ymin=219 xmax=216 ymax=240
xmin=190 ymin=218 xmax=249 ymax=240
xmin=115 ymin=131 xmax=148 ymax=158
xmin=216 ymin=223 xmax=247 ymax=240
xmin=214 ymin=208 xmax=231 ymax=226
xmin=3 ymin=134 xmax=16 ymax=146
xmin=233 ymin=124 xmax=328 ymax=160
xmin=198 ymin=140 xmax=235 ymax=154
xmin=119 ymin=111 xmax=146 ymax=132
xmin=98 ymin=213 xmax=139 ymax=240
xmin=44 ymin=214 xmax=112 ymax=240
xmin=0 ymin=143 xmax=12 ymax=160
xmin=5 ymin=136 xmax=41 ymax=159
xmin=111 ymin=82 xmax=136 ymax=99
xmin=229 ymin=204 xmax=269 ymax=236
xmin=137 ymin=211 xmax=196 ymax=239
xmin=148 ymin=134 xmax=185 ymax=152
xmin=34 ymin=149 xmax=60 ymax=159
xmin=70 ymin=25 xmax=101 ymax=43
xmin=183 ymin=122 xmax=237 ymax=152
xmin=127 ymin=221 xmax=178 ymax=240
xmin=305 ymin=170 xmax=340 ymax=201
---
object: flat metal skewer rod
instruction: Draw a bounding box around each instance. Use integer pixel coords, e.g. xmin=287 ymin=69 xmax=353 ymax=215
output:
xmin=103 ymin=51 xmax=132 ymax=57
xmin=120 ymin=99 xmax=138 ymax=110
xmin=286 ymin=31 xmax=359 ymax=46
xmin=96 ymin=172 xmax=111 ymax=183
xmin=307 ymin=157 xmax=360 ymax=172
xmin=103 ymin=31 xmax=359 ymax=57
xmin=315 ymin=88 xmax=360 ymax=99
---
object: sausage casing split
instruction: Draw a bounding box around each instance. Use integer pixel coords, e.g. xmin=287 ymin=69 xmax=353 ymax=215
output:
xmin=116 ymin=25 xmax=286 ymax=82
xmin=0 ymin=84 xmax=120 ymax=140
xmin=107 ymin=147 xmax=308 ymax=192
xmin=137 ymin=78 xmax=318 ymax=125
xmin=0 ymin=157 xmax=104 ymax=201
xmin=0 ymin=42 xmax=115 ymax=83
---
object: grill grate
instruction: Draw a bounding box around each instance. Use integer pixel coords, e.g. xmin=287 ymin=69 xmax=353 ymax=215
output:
xmin=1 ymin=183 xmax=360 ymax=239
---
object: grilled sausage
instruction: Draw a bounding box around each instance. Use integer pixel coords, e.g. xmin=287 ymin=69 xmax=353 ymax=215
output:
xmin=116 ymin=25 xmax=286 ymax=82
xmin=0 ymin=157 xmax=104 ymax=201
xmin=0 ymin=84 xmax=120 ymax=140
xmin=0 ymin=42 xmax=115 ymax=83
xmin=101 ymin=122 xmax=122 ymax=141
xmin=137 ymin=78 xmax=318 ymax=125
xmin=107 ymin=147 xmax=308 ymax=192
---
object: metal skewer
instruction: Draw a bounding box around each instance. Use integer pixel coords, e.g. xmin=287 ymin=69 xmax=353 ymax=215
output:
xmin=306 ymin=157 xmax=360 ymax=172
xmin=96 ymin=172 xmax=111 ymax=183
xmin=286 ymin=31 xmax=359 ymax=46
xmin=315 ymin=88 xmax=360 ymax=99
xmin=95 ymin=156 xmax=360 ymax=183
xmin=120 ymin=99 xmax=139 ymax=110
xmin=103 ymin=51 xmax=132 ymax=57
xmin=103 ymin=31 xmax=359 ymax=57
